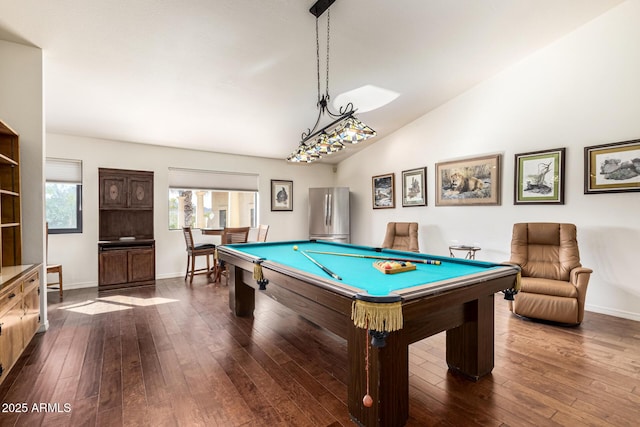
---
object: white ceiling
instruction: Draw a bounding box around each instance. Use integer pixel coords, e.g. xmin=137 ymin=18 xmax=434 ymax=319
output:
xmin=0 ymin=0 xmax=623 ymax=163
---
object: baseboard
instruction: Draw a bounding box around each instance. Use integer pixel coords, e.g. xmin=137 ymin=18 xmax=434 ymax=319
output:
xmin=585 ymin=304 xmax=640 ymax=322
xmin=45 ymin=273 xmax=185 ymax=291
xmin=156 ymin=272 xmax=184 ymax=280
xmin=46 ymin=281 xmax=97 ymax=290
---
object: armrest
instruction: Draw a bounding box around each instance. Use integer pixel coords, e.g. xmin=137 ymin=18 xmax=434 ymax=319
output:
xmin=570 ymin=266 xmax=592 ymax=324
xmin=570 ymin=267 xmax=592 ymax=292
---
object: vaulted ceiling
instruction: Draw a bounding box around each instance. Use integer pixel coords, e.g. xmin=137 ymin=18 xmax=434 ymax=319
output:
xmin=0 ymin=0 xmax=623 ymax=163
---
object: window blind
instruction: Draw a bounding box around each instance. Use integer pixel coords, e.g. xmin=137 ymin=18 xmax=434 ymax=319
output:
xmin=168 ymin=167 xmax=258 ymax=191
xmin=45 ymin=158 xmax=82 ymax=184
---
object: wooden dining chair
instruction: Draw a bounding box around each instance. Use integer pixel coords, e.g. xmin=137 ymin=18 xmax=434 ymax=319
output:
xmin=46 ymin=223 xmax=63 ymax=297
xmin=221 ymin=226 xmax=250 ymax=244
xmin=216 ymin=226 xmax=250 ymax=284
xmin=182 ymin=227 xmax=217 ymax=284
xmin=255 ymin=224 xmax=269 ymax=242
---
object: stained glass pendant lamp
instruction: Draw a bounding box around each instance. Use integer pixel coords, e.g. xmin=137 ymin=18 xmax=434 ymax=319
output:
xmin=287 ymin=0 xmax=376 ymax=163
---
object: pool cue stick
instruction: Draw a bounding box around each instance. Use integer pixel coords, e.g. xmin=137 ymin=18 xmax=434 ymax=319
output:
xmin=300 ymin=250 xmax=342 ymax=280
xmin=305 ymin=250 xmax=442 ymax=265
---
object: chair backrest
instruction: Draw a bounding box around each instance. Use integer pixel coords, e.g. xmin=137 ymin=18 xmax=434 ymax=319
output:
xmin=509 ymin=222 xmax=582 ymax=281
xmin=223 ymin=227 xmax=250 ymax=244
xmin=256 ymin=224 xmax=269 ymax=242
xmin=182 ymin=227 xmax=195 ymax=250
xmin=381 ymin=222 xmax=419 ymax=252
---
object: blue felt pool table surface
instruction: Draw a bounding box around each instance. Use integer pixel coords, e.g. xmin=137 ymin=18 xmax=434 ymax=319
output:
xmin=224 ymin=240 xmax=504 ymax=296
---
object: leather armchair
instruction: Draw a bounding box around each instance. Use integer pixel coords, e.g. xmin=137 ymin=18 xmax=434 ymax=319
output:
xmin=508 ymin=223 xmax=592 ymax=325
xmin=381 ymin=222 xmax=419 ymax=252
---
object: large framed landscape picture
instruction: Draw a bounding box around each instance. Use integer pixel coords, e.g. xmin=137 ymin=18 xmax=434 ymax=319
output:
xmin=372 ymin=173 xmax=395 ymax=209
xmin=515 ymin=147 xmax=565 ymax=205
xmin=435 ymin=154 xmax=501 ymax=206
xmin=584 ymin=139 xmax=640 ymax=194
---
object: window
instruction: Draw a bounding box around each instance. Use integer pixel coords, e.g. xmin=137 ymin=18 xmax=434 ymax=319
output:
xmin=168 ymin=189 xmax=257 ymax=230
xmin=168 ymin=168 xmax=259 ymax=230
xmin=45 ymin=158 xmax=83 ymax=234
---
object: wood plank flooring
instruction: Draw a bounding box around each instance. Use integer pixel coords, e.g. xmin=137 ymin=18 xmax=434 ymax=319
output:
xmin=0 ymin=276 xmax=638 ymax=426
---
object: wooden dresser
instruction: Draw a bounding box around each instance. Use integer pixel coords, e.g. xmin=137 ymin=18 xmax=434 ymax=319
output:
xmin=0 ymin=265 xmax=40 ymax=384
xmin=98 ymin=168 xmax=155 ymax=291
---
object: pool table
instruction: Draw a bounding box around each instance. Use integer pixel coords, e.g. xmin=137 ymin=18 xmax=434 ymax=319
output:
xmin=217 ymin=240 xmax=519 ymax=427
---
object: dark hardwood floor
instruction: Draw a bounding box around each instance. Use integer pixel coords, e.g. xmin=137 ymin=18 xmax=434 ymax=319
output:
xmin=1 ymin=276 xmax=638 ymax=426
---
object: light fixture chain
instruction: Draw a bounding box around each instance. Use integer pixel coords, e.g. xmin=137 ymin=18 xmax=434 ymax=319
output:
xmin=316 ymin=17 xmax=321 ymax=104
xmin=326 ymin=9 xmax=330 ymax=100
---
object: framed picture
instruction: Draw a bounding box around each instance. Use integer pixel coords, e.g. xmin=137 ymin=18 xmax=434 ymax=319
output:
xmin=402 ymin=167 xmax=427 ymax=207
xmin=435 ymin=154 xmax=501 ymax=206
xmin=372 ymin=173 xmax=395 ymax=209
xmin=271 ymin=179 xmax=293 ymax=211
xmin=584 ymin=139 xmax=640 ymax=194
xmin=514 ymin=148 xmax=565 ymax=205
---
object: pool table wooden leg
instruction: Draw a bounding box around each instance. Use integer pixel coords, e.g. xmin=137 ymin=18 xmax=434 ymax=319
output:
xmin=347 ymin=324 xmax=409 ymax=427
xmin=446 ymin=293 xmax=495 ymax=380
xmin=228 ymin=265 xmax=255 ymax=317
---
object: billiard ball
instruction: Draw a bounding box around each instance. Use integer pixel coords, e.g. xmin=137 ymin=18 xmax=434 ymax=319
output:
xmin=293 ymin=245 xmax=298 ymax=251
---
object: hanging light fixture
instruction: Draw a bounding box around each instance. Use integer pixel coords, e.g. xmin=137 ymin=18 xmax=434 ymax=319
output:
xmin=287 ymin=0 xmax=376 ymax=163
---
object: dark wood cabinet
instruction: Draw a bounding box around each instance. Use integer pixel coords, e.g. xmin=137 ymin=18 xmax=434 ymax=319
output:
xmin=128 ymin=247 xmax=155 ymax=282
xmin=98 ymin=241 xmax=155 ymax=290
xmin=100 ymin=175 xmax=127 ymax=208
xmin=129 ymin=176 xmax=153 ymax=209
xmin=99 ymin=248 xmax=128 ymax=286
xmin=98 ymin=168 xmax=155 ymax=290
xmin=99 ymin=171 xmax=153 ymax=210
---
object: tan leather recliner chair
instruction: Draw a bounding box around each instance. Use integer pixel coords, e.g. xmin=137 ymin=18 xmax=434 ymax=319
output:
xmin=381 ymin=222 xmax=419 ymax=252
xmin=508 ymin=223 xmax=592 ymax=325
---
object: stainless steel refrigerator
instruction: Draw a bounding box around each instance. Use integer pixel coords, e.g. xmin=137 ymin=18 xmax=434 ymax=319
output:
xmin=308 ymin=187 xmax=350 ymax=243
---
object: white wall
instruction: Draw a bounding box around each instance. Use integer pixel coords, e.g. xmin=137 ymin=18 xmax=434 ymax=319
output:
xmin=336 ymin=1 xmax=640 ymax=321
xmin=46 ymin=134 xmax=335 ymax=286
xmin=10 ymin=2 xmax=640 ymax=322
xmin=0 ymin=40 xmax=46 ymax=327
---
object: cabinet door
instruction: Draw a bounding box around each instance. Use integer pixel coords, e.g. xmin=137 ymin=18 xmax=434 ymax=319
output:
xmin=100 ymin=175 xmax=127 ymax=208
xmin=129 ymin=176 xmax=153 ymax=209
xmin=128 ymin=248 xmax=155 ymax=282
xmin=22 ymin=273 xmax=40 ymax=343
xmin=99 ymin=250 xmax=128 ymax=286
xmin=0 ymin=291 xmax=24 ymax=379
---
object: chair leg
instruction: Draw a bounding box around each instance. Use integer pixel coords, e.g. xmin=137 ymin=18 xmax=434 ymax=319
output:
xmin=190 ymin=255 xmax=196 ymax=284
xmin=58 ymin=269 xmax=63 ymax=298
xmin=185 ymin=255 xmax=190 ymax=281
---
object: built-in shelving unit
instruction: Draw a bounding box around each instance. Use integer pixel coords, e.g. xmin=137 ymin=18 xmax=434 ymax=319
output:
xmin=0 ymin=120 xmax=22 ymax=269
